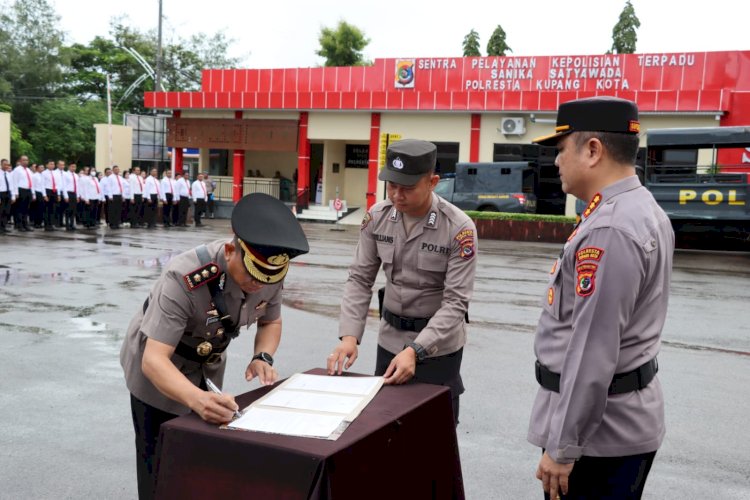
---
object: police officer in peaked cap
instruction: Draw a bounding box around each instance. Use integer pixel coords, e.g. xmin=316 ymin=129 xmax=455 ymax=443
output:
xmin=528 ymin=97 xmax=674 ymax=499
xmin=328 ymin=138 xmax=478 ymax=425
xmin=120 ymin=192 xmax=309 ymax=499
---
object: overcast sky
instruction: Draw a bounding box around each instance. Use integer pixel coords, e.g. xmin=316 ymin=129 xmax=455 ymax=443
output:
xmin=53 ymin=0 xmax=749 ymax=68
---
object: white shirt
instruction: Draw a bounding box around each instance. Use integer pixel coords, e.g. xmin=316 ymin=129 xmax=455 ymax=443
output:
xmin=144 ymin=176 xmax=160 ymax=198
xmin=91 ymin=175 xmax=104 ymax=201
xmin=32 ymin=171 xmax=44 ymax=193
xmin=109 ymin=174 xmax=125 ymax=198
xmin=160 ymin=176 xmax=175 ymax=202
xmin=191 ymin=180 xmax=207 ymax=201
xmin=12 ymin=165 xmax=34 ymax=191
xmin=52 ymin=169 xmax=64 ymax=195
xmin=42 ymin=169 xmax=60 ymax=193
xmin=0 ymin=170 xmax=17 ymax=197
xmin=130 ymin=174 xmax=144 ymax=195
xmin=175 ymin=178 xmax=191 ymax=198
xmin=122 ymin=176 xmax=133 ymax=200
xmin=62 ymin=171 xmax=79 ymax=199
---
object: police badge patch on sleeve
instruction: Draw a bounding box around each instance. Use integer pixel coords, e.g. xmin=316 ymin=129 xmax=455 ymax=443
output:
xmin=361 ymin=211 xmax=372 ymax=231
xmin=454 ymin=229 xmax=475 ymax=260
xmin=575 ymin=263 xmax=598 ymax=297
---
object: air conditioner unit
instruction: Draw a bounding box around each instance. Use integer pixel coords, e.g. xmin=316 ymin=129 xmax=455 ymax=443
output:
xmin=501 ymin=117 xmax=526 ymax=135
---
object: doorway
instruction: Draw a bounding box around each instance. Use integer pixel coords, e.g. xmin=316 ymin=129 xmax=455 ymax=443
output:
xmin=310 ymin=143 xmax=324 ymax=205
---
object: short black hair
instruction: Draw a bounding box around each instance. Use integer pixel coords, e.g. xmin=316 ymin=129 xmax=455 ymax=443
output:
xmin=573 ymin=131 xmax=639 ymax=165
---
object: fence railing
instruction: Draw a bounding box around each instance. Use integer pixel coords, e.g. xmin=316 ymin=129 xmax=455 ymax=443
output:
xmin=212 ymin=176 xmax=282 ymax=201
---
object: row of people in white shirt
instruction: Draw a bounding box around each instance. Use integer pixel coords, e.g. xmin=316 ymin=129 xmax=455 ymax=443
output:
xmin=1 ymin=161 xmax=211 ymax=204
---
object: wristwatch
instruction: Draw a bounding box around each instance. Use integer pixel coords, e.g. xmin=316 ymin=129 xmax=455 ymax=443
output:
xmin=251 ymin=352 xmax=274 ymax=366
xmin=404 ymin=342 xmax=427 ymax=363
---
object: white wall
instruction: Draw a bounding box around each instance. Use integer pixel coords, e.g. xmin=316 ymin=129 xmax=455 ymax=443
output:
xmin=0 ymin=112 xmax=10 ymax=163
xmin=308 ymin=113 xmax=370 ymax=141
xmin=95 ymin=124 xmax=132 ymax=170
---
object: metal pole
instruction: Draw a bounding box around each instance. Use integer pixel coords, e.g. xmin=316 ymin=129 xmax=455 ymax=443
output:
xmin=107 ymin=74 xmax=113 ymax=167
xmin=155 ymin=0 xmax=163 ymax=92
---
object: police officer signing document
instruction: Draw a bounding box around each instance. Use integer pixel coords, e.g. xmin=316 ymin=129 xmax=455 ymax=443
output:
xmin=528 ymin=97 xmax=674 ymax=500
xmin=120 ymin=193 xmax=309 ymax=499
xmin=328 ymin=139 xmax=477 ymax=424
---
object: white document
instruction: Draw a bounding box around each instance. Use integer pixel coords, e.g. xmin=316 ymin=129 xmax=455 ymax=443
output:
xmin=228 ymin=407 xmax=345 ymax=439
xmin=226 ymin=373 xmax=384 ymax=440
xmin=284 ymin=373 xmax=383 ymax=396
xmin=261 ymin=389 xmax=363 ymax=414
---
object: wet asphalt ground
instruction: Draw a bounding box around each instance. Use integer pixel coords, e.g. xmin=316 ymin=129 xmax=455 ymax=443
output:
xmin=0 ymin=220 xmax=748 ymax=499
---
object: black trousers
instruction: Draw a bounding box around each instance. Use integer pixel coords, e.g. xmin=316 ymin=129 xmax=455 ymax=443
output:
xmin=65 ymin=192 xmax=77 ymax=228
xmin=0 ymin=192 xmax=10 ymax=229
xmin=129 ymin=394 xmax=177 ymax=500
xmin=543 ymin=451 xmax=657 ymax=500
xmin=194 ymin=198 xmax=206 ymax=225
xmin=32 ymin=193 xmax=44 ymax=226
xmin=162 ymin=193 xmax=173 ymax=225
xmin=108 ymin=195 xmax=123 ymax=228
xmin=13 ymin=187 xmax=32 ymax=229
xmin=144 ymin=194 xmax=158 ymax=227
xmin=132 ymin=194 xmax=143 ymax=227
xmin=44 ymin=189 xmax=58 ymax=229
xmin=177 ymin=197 xmax=190 ymax=226
xmin=375 ymin=344 xmax=464 ymax=425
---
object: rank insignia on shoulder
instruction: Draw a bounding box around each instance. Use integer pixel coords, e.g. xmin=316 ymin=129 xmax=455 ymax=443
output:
xmin=427 ymin=211 xmax=437 ymax=227
xmin=184 ymin=262 xmax=221 ymax=290
xmin=361 ymin=211 xmax=372 ymax=231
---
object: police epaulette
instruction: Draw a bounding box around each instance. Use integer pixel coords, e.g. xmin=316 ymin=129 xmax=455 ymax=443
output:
xmin=183 ymin=262 xmax=221 ymax=290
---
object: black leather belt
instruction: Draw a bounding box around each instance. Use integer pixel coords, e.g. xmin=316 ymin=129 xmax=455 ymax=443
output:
xmin=382 ymin=308 xmax=431 ymax=332
xmin=174 ymin=338 xmax=229 ymax=365
xmin=535 ymin=357 xmax=658 ymax=395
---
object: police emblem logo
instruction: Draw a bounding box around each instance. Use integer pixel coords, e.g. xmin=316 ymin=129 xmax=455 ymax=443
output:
xmin=267 ymin=254 xmax=290 ymax=266
xmin=576 ymin=263 xmax=598 ymax=297
xmin=361 ymin=211 xmax=372 ymax=231
xmin=392 ymin=157 xmax=405 ymax=170
xmin=454 ymin=229 xmax=475 ymax=261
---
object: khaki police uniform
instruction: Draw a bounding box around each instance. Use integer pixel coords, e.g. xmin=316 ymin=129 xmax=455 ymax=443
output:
xmin=120 ymin=192 xmax=309 ymax=500
xmin=528 ymin=175 xmax=674 ymax=462
xmin=120 ymin=239 xmax=283 ymax=415
xmin=338 ymin=139 xmax=477 ymax=423
xmin=528 ymin=96 xmax=675 ymax=499
xmin=340 ymin=192 xmax=477 ymax=357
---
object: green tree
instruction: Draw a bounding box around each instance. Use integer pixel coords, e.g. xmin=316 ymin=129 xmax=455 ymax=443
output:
xmin=486 ymin=25 xmax=512 ymax=56
xmin=462 ymin=29 xmax=481 ymax=57
xmin=28 ymin=99 xmax=114 ymax=165
xmin=0 ymin=0 xmax=66 ymax=158
xmin=64 ymin=20 xmax=241 ymax=113
xmin=316 ymin=21 xmax=370 ymax=66
xmin=610 ymin=0 xmax=640 ymax=54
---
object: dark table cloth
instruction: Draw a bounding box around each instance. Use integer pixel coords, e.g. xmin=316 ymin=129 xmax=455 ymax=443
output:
xmin=155 ymin=368 xmax=464 ymax=499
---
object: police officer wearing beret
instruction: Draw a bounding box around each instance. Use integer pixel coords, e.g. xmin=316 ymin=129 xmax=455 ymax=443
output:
xmin=528 ymin=97 xmax=674 ymax=499
xmin=120 ymin=193 xmax=309 ymax=499
xmin=328 ymin=139 xmax=477 ymax=424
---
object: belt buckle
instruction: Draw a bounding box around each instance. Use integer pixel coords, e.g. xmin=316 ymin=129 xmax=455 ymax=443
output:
xmin=205 ymin=352 xmax=222 ymax=365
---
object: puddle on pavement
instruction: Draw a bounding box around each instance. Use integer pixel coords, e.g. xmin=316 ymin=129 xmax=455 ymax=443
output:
xmin=70 ymin=317 xmax=108 ymax=332
xmin=0 ymin=269 xmax=83 ymax=286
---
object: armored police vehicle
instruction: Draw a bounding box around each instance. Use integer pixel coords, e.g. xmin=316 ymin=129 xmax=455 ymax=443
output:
xmin=644 ymin=126 xmax=750 ymax=237
xmin=434 ymin=162 xmax=538 ymax=213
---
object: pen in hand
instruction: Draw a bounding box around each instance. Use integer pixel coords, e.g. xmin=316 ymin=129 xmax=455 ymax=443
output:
xmin=205 ymin=377 xmax=242 ymax=419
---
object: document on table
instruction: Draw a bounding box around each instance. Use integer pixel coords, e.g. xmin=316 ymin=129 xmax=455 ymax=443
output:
xmin=225 ymin=373 xmax=384 ymax=440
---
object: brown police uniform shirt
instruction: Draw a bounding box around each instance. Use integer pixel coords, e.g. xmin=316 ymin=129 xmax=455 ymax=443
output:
xmin=528 ymin=175 xmax=675 ymax=462
xmin=120 ymin=240 xmax=283 ymax=415
xmin=339 ymin=193 xmax=477 ymax=357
